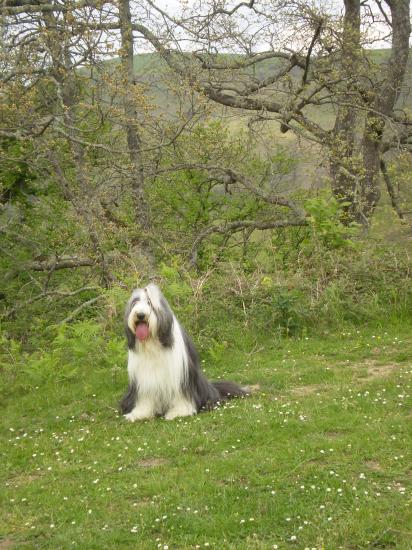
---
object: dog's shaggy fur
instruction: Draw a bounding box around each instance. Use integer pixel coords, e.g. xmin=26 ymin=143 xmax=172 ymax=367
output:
xmin=120 ymin=284 xmax=247 ymax=421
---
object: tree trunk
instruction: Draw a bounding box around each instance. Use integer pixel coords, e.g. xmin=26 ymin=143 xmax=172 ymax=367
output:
xmin=358 ymin=0 xmax=411 ymax=222
xmin=118 ymin=0 xmax=150 ymax=232
xmin=330 ymin=0 xmax=411 ymax=226
xmin=330 ymin=0 xmax=362 ymax=223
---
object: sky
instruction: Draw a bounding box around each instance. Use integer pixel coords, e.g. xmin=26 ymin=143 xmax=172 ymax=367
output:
xmin=133 ymin=0 xmax=400 ymax=52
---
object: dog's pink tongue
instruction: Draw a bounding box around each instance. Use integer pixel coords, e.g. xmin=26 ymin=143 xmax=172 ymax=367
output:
xmin=135 ymin=322 xmax=149 ymax=342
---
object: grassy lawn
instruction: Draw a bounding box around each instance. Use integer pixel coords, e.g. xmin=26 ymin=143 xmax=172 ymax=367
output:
xmin=1 ymin=324 xmax=411 ymax=549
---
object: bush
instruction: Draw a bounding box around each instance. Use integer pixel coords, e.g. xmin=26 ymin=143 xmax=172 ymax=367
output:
xmin=0 ymin=321 xmax=125 ymax=396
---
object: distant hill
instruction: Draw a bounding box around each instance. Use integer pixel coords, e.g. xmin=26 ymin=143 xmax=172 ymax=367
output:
xmin=123 ymin=49 xmax=412 ymax=114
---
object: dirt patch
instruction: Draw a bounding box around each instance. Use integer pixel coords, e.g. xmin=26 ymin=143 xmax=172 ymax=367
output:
xmin=291 ymin=384 xmax=327 ymax=397
xmin=366 ymin=364 xmax=396 ymax=379
xmin=289 ymin=360 xmax=398 ymax=396
xmin=365 ymin=460 xmax=384 ymax=472
xmin=131 ymin=498 xmax=152 ymax=508
xmin=301 ymin=457 xmax=326 ymax=468
xmin=247 ymin=384 xmax=261 ymax=394
xmin=354 ymin=360 xmax=397 ymax=381
xmin=137 ymin=458 xmax=169 ymax=468
xmin=79 ymin=412 xmax=95 ymax=421
xmin=0 ymin=540 xmax=15 ymax=550
xmin=324 ymin=431 xmax=343 ymax=439
xmin=7 ymin=473 xmax=41 ymax=488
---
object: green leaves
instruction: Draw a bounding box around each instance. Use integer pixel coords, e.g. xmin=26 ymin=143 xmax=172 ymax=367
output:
xmin=305 ymin=193 xmax=359 ymax=249
xmin=0 ymin=138 xmax=36 ymax=203
xmin=0 ymin=321 xmax=125 ymax=395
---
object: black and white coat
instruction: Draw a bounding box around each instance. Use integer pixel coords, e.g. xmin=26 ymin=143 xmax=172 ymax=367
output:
xmin=120 ymin=284 xmax=247 ymax=421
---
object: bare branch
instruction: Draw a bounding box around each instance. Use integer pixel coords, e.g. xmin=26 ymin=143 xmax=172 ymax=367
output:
xmin=0 ymin=0 xmax=97 ymax=16
xmin=190 ymin=218 xmax=307 ymax=265
xmin=194 ymin=51 xmax=304 ymax=70
xmin=375 ymin=0 xmax=392 ymax=27
xmin=1 ymin=286 xmax=100 ymax=319
xmin=60 ymin=296 xmax=103 ymax=324
xmin=302 ymin=18 xmax=323 ymax=85
xmin=0 ymin=116 xmax=54 ymax=140
xmin=28 ymin=256 xmax=95 ymax=272
xmin=157 ymin=163 xmax=306 ymax=218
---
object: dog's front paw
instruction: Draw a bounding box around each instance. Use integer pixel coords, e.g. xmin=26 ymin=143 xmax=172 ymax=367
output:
xmin=164 ymin=410 xmax=180 ymax=421
xmin=124 ymin=408 xmax=154 ymax=422
xmin=164 ymin=402 xmax=196 ymax=420
xmin=124 ymin=411 xmax=138 ymax=422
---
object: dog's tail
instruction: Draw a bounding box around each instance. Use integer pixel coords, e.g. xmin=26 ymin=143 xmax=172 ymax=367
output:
xmin=212 ymin=380 xmax=250 ymax=401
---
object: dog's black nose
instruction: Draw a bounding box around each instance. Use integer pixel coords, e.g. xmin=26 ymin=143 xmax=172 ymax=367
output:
xmin=137 ymin=313 xmax=146 ymax=321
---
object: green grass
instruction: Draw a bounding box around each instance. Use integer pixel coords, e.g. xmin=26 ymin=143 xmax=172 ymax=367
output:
xmin=1 ymin=324 xmax=411 ymax=549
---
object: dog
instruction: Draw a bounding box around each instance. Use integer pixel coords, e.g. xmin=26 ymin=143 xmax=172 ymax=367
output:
xmin=120 ymin=283 xmax=248 ymax=421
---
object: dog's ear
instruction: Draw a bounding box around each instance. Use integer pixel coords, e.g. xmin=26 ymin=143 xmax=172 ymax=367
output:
xmin=124 ymin=291 xmax=137 ymax=349
xmin=146 ymin=285 xmax=174 ymax=348
xmin=125 ymin=325 xmax=136 ymax=349
xmin=157 ymin=295 xmax=174 ymax=347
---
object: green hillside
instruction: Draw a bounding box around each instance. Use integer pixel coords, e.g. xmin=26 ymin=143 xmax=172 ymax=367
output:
xmin=124 ymin=49 xmax=412 ymax=114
